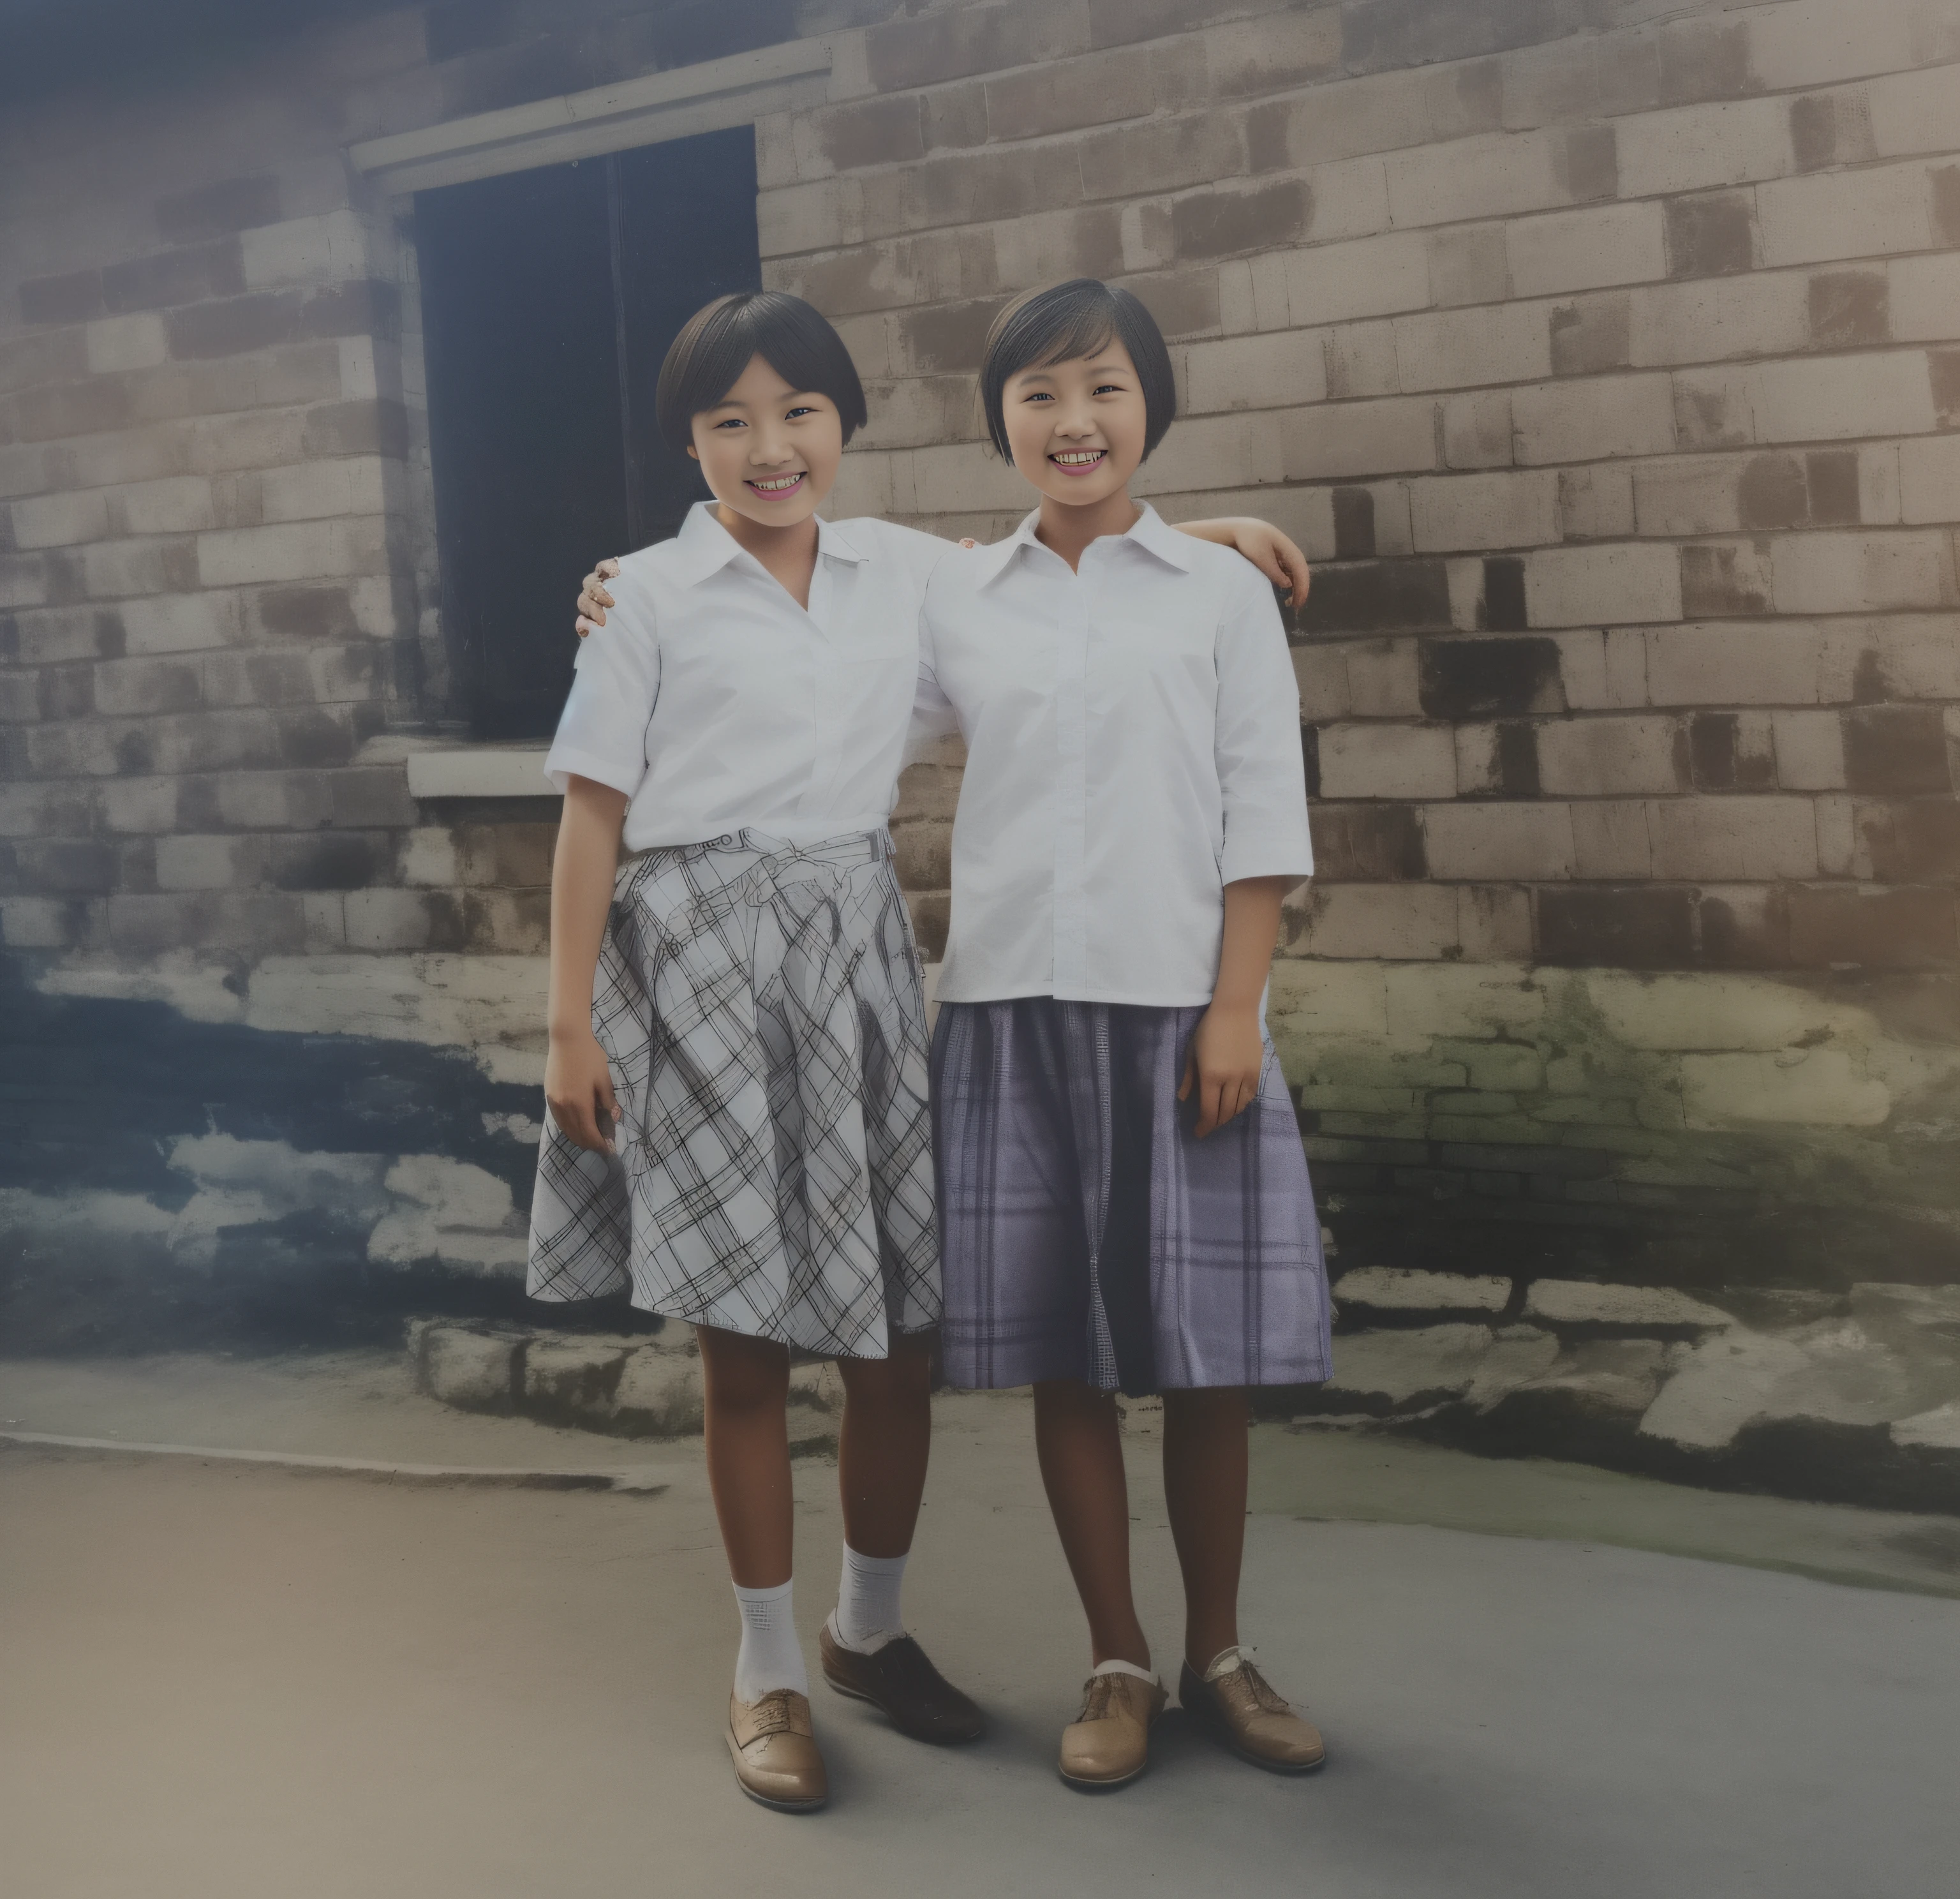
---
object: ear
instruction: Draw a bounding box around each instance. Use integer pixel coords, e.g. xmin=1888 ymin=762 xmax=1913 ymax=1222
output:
xmin=686 ymin=445 xmax=699 ymax=461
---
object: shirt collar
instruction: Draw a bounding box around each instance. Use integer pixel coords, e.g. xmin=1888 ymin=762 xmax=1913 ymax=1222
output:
xmin=668 ymin=500 xmax=868 ymax=588
xmin=975 ymin=503 xmax=1193 ymax=587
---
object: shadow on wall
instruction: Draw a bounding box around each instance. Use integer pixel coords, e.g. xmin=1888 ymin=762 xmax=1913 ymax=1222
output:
xmin=0 ymin=953 xmax=651 ymax=1352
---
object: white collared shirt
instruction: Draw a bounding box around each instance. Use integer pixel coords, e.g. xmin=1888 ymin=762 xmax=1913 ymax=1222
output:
xmin=916 ymin=505 xmax=1312 ymax=1008
xmin=546 ymin=502 xmax=949 ymax=850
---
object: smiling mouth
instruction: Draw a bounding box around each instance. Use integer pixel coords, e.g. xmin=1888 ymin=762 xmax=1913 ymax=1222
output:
xmin=746 ymin=471 xmax=807 ymax=495
xmin=1049 ymin=449 xmax=1107 ymax=474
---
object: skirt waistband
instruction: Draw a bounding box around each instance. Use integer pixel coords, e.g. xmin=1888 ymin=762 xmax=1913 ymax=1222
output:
xmin=625 ymin=828 xmax=893 ymax=874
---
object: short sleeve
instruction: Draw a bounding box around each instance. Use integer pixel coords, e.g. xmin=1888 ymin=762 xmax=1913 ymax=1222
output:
xmin=1213 ymin=558 xmax=1313 ymax=888
xmin=544 ymin=577 xmax=660 ymax=797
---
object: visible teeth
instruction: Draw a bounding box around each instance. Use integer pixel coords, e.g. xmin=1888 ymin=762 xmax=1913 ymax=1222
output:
xmin=750 ymin=474 xmax=803 ymax=490
xmin=1051 ymin=451 xmax=1104 ymax=464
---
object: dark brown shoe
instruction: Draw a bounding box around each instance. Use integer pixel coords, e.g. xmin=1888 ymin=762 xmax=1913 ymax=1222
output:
xmin=1179 ymin=1654 xmax=1325 ymax=1774
xmin=819 ymin=1622 xmax=984 ymax=1744
xmin=725 ymin=1690 xmax=828 ymax=1812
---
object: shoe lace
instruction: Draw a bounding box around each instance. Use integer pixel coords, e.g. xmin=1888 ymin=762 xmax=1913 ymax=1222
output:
xmin=748 ymin=1690 xmax=797 ymax=1737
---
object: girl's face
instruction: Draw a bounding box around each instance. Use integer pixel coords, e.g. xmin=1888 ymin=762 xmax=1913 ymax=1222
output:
xmin=688 ymin=352 xmax=843 ymax=526
xmin=999 ymin=338 xmax=1149 ymax=507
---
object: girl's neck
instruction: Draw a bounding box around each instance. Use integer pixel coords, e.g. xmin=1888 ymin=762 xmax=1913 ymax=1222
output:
xmin=1033 ymin=489 xmax=1141 ymax=573
xmin=715 ymin=502 xmax=819 ymax=607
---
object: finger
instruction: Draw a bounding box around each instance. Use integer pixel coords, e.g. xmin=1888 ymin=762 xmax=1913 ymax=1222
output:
xmin=1177 ymin=1050 xmax=1194 ymax=1103
xmin=575 ymin=616 xmax=595 ymax=639
xmin=593 ymin=585 xmax=613 ymax=607
xmin=598 ymin=558 xmax=620 ymax=579
xmin=1268 ymin=533 xmax=1310 ymax=611
xmin=547 ymin=1097 xmax=595 ymax=1151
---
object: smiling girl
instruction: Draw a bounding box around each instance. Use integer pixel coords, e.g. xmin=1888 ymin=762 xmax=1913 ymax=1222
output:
xmin=538 ymin=288 xmax=1312 ymax=1813
xmin=917 ymin=279 xmax=1332 ymax=1790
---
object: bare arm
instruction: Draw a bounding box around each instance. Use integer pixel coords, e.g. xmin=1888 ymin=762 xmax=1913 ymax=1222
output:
xmin=544 ymin=775 xmax=629 ymax=1152
xmin=1178 ymin=875 xmax=1292 ymax=1140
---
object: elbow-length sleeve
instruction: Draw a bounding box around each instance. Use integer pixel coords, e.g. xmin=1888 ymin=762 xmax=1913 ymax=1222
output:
xmin=902 ymin=590 xmax=963 ymax=771
xmin=543 ymin=577 xmax=660 ymax=798
xmin=1213 ymin=562 xmax=1314 ymax=890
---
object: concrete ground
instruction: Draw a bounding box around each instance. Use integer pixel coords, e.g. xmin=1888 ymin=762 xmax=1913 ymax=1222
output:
xmin=3 ymin=1352 xmax=1957 ymax=1899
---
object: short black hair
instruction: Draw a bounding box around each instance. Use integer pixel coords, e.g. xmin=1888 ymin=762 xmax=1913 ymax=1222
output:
xmin=654 ymin=290 xmax=868 ymax=452
xmin=978 ymin=279 xmax=1177 ymax=462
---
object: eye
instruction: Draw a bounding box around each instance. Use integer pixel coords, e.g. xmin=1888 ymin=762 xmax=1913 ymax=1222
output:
xmin=711 ymin=416 xmax=746 ymax=430
xmin=1021 ymin=390 xmax=1054 ymax=403
xmin=785 ymin=404 xmax=817 ymax=419
xmin=1094 ymin=382 xmax=1125 ymax=396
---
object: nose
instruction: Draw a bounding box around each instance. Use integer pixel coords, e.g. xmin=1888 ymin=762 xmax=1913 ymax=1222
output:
xmin=748 ymin=421 xmax=797 ymax=465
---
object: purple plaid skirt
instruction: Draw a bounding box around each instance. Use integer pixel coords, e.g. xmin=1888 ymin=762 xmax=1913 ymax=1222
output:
xmin=930 ymin=997 xmax=1331 ymax=1395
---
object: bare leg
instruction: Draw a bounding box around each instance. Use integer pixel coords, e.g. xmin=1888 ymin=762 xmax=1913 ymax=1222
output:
xmin=1033 ymin=1378 xmax=1151 ymax=1671
xmin=834 ymin=1334 xmax=935 ymax=1558
xmin=695 ymin=1324 xmax=793 ymax=1588
xmin=1161 ymin=1385 xmax=1249 ymax=1674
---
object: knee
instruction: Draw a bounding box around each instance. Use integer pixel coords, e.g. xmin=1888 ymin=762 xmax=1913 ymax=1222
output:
xmin=700 ymin=1337 xmax=790 ymax=1415
xmin=840 ymin=1343 xmax=933 ymax=1409
xmin=1162 ymin=1386 xmax=1248 ymax=1427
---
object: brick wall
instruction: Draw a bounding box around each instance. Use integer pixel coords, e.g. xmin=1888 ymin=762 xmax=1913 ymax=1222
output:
xmin=1 ymin=0 xmax=1957 ymax=1343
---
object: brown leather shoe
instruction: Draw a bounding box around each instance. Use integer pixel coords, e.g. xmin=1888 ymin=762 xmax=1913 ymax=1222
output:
xmin=725 ymin=1690 xmax=828 ymax=1812
xmin=819 ymin=1622 xmax=984 ymax=1743
xmin=1178 ymin=1653 xmax=1325 ymax=1774
xmin=1058 ymin=1667 xmax=1167 ymax=1789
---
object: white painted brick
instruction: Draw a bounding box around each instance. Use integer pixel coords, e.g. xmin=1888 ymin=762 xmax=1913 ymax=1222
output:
xmin=1322 ymin=322 xmax=1401 ymax=398
xmin=1648 ymin=797 xmax=1818 ymax=880
xmin=759 ymin=177 xmax=862 ymax=258
xmin=1513 ymin=375 xmax=1676 ymax=466
xmin=1859 ymin=445 xmax=1903 ymax=526
xmin=195 ymin=516 xmax=387 ymax=588
xmin=1559 ymin=464 xmax=1635 ymax=540
xmin=1615 ymin=99 xmax=1793 ymax=198
xmin=258 ymin=457 xmax=394 ymax=523
xmin=1453 ymin=722 xmax=1501 ymax=794
xmin=1318 ymin=722 xmax=1456 ymax=800
xmin=1536 ymin=715 xmax=1682 ymax=795
xmin=11 ymin=489 xmax=110 ymax=549
xmin=1384 ymin=130 xmax=1572 ymax=229
xmin=1345 ymin=637 xmax=1422 ymax=716
xmin=1769 ymin=529 xmax=1958 ymax=613
xmin=1900 ymin=435 xmax=1960 ymax=524
xmin=1367 ymin=480 xmax=1415 ymax=556
xmin=1421 ymin=802 xmax=1576 ymax=880
xmin=1427 ymin=223 xmax=1511 ymax=308
xmin=1133 ymin=410 xmax=1284 ymax=496
xmin=1305 ymin=156 xmax=1393 ymax=243
xmin=85 ymin=313 xmax=167 ymax=374
xmin=1526 ymin=542 xmax=1683 ymax=627
xmin=1772 ymin=711 xmax=1847 ymax=789
xmin=1645 ymin=623 xmax=1823 ymax=706
xmin=1632 ymin=457 xmax=1742 ymax=538
xmin=1247 ymin=251 xmax=1290 ymax=331
xmin=1755 ymin=162 xmax=1938 ymax=267
xmin=1445 ymin=558 xmax=1485 ymax=629
xmin=1281 ymin=397 xmax=1437 ymax=480
xmin=1293 ymin=644 xmax=1348 ymax=719
xmin=1571 ymin=801 xmax=1653 ymax=877
xmin=903 ymin=442 xmax=1027 ymax=515
xmin=1392 ymin=304 xmax=1550 ymax=392
xmin=1867 ymin=63 xmax=1960 ymax=157
xmin=1506 ymin=201 xmax=1667 ymax=297
xmin=1627 ymin=273 xmax=1811 ymax=368
xmin=1741 ymin=352 xmax=1936 ymax=445
xmin=1747 ymin=0 xmax=1960 ymax=91
xmin=1281 ymin=231 xmax=1431 ymax=327
xmin=241 ymin=209 xmax=373 ymax=288
xmin=1889 ymin=253 xmax=1960 ymax=342
xmin=1605 ymin=627 xmax=1649 ymax=707
xmin=119 ymin=592 xmax=243 ymax=655
xmin=1819 ymin=613 xmax=1960 ymax=700
xmin=1183 ymin=329 xmax=1328 ymax=413
xmin=1441 ymin=390 xmax=1513 ymax=469
xmin=828 ymin=448 xmax=896 ymax=522
xmin=1814 ymin=796 xmax=1858 ymax=877
xmin=115 ymin=475 xmax=214 ymax=537
xmin=1289 ymin=883 xmax=1461 ymax=961
xmin=1408 ymin=470 xmax=1559 ymax=552
xmin=1217 ymin=260 xmax=1257 ymax=336
xmin=155 ymin=835 xmax=248 ymax=891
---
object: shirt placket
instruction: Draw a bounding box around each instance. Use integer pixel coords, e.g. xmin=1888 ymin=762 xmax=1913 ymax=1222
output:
xmin=1052 ymin=558 xmax=1091 ymax=996
xmin=796 ymin=556 xmax=842 ymax=821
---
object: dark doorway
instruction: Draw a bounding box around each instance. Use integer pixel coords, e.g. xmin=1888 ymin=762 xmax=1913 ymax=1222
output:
xmin=417 ymin=126 xmax=761 ymax=740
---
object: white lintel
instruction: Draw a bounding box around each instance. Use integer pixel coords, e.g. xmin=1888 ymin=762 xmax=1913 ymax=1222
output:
xmin=348 ymin=38 xmax=835 ymax=195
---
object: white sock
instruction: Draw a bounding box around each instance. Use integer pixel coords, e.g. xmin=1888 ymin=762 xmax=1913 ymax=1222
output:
xmin=732 ymin=1579 xmax=808 ymax=1702
xmin=829 ymin=1544 xmax=908 ymax=1654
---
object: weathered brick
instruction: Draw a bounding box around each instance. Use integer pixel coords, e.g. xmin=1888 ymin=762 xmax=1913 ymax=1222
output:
xmin=1680 ymin=540 xmax=1773 ymax=618
xmin=1548 ymin=294 xmax=1632 ymax=377
xmin=1385 ymin=127 xmax=1601 ymax=230
xmin=1628 ymin=272 xmax=1811 ymax=368
xmin=1419 ymin=636 xmax=1564 ymax=719
xmin=1080 ymin=113 xmax=1245 ymax=202
xmin=1649 ymin=796 xmax=1818 ymax=879
xmin=1899 ymin=435 xmax=1960 ymax=525
xmin=1204 ymin=8 xmax=1341 ymax=99
xmin=1526 ymin=542 xmax=1682 ymax=627
xmin=1422 ymin=801 xmax=1576 ymax=881
xmin=1557 ymin=465 xmax=1635 ymax=542
xmin=1842 ymin=706 xmax=1953 ymax=794
xmin=1393 ymin=304 xmax=1550 ymax=393
xmin=1869 ymin=63 xmax=1960 ymax=160
xmin=1569 ymin=800 xmax=1654 ymax=878
xmin=1617 ymin=98 xmax=1793 ymax=199
xmin=796 ymin=95 xmax=924 ymax=178
xmin=196 ymin=516 xmax=388 ymax=588
xmin=1441 ymin=390 xmax=1514 ymax=470
xmin=1537 ymin=715 xmax=1684 ymax=796
xmin=1307 ymin=803 xmax=1429 ymax=881
xmin=981 ymin=45 xmax=1157 ymax=142
xmin=1788 ymin=885 xmax=1957 ymax=969
xmin=1281 ymin=397 xmax=1437 ymax=480
xmin=1772 ymin=711 xmax=1847 ymax=790
xmin=100 ymin=239 xmax=247 ymax=314
xmin=1758 ymin=161 xmax=1940 ymax=269
xmin=155 ymin=174 xmax=282 ymax=243
xmin=866 ymin=0 xmax=1090 ymax=91
xmin=1244 ymin=56 xmax=1503 ymax=172
xmin=19 ymin=269 xmax=105 ymax=326
xmin=1857 ymin=799 xmax=1960 ymax=882
xmin=1663 ymin=191 xmax=1757 ymax=279
xmin=1171 ymin=179 xmax=1312 ymax=260
xmin=1321 ymin=321 xmax=1400 ymax=399
xmin=1342 ymin=0 xmax=1574 ymax=77
xmin=1771 ymin=529 xmax=1957 ymax=615
xmin=1426 ymin=223 xmax=1510 ymax=308
xmin=1113 ymin=265 xmax=1221 ymax=341
xmin=1513 ymin=374 xmax=1675 ymax=465
xmin=1286 ymin=881 xmax=1461 ymax=960
xmin=1687 ymin=710 xmax=1776 ymax=790
xmin=1509 ymin=202 xmax=1667 ymax=301
xmin=1344 ymin=637 xmax=1423 ymax=716
xmin=1296 ymin=557 xmax=1453 ymax=634
xmin=1645 ymin=623 xmax=1823 ymax=707
xmin=1790 ymin=91 xmax=1877 ymax=174
xmin=1318 ymin=721 xmax=1457 ymax=800
xmin=1807 ymin=269 xmax=1891 ymax=350
xmin=1408 ymin=471 xmax=1558 ymax=554
xmin=1182 ymin=329 xmax=1328 ymax=413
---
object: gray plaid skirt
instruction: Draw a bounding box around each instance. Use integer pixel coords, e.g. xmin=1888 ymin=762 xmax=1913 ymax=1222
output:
xmin=528 ymin=829 xmax=939 ymax=1358
xmin=931 ymin=997 xmax=1330 ymax=1395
